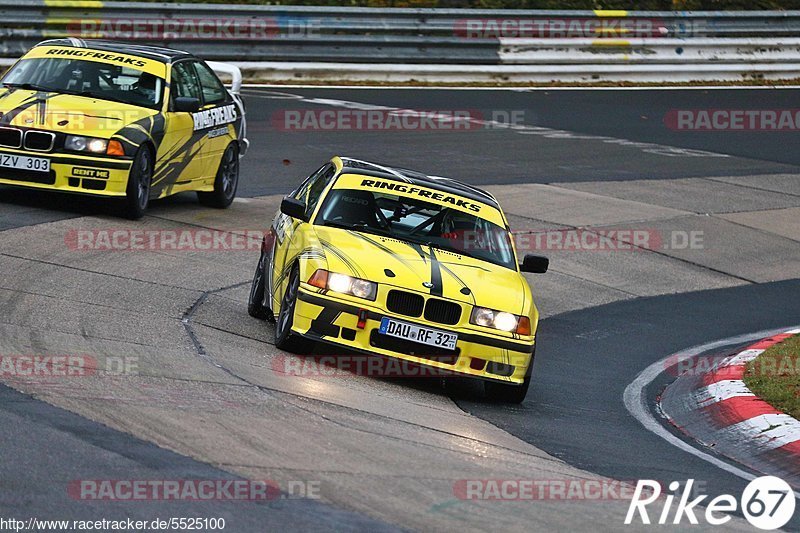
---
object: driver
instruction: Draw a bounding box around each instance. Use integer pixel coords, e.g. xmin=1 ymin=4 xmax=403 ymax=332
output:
xmin=133 ymin=73 xmax=158 ymax=103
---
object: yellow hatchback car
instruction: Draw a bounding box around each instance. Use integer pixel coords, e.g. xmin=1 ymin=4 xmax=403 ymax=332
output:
xmin=249 ymin=157 xmax=548 ymax=403
xmin=0 ymin=39 xmax=247 ymax=218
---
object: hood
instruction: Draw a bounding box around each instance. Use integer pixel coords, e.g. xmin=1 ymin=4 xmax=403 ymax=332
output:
xmin=311 ymin=226 xmax=530 ymax=313
xmin=0 ymin=89 xmax=157 ymax=139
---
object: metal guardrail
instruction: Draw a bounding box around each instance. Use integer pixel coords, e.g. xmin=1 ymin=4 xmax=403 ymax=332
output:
xmin=499 ymin=38 xmax=800 ymax=65
xmin=2 ymin=1 xmax=800 ymax=65
xmin=1 ymin=2 xmax=800 ymax=82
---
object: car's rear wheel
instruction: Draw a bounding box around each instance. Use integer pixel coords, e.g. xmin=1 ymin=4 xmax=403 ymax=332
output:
xmin=248 ymin=244 xmax=271 ymax=320
xmin=275 ymin=264 xmax=312 ymax=352
xmin=198 ymin=143 xmax=238 ymax=208
xmin=483 ymin=348 xmax=534 ymax=404
xmin=124 ymin=147 xmax=153 ymax=220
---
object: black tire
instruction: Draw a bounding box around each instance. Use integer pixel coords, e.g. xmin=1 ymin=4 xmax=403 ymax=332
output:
xmin=124 ymin=147 xmax=153 ymax=220
xmin=248 ymin=245 xmax=271 ymax=320
xmin=198 ymin=143 xmax=239 ymax=208
xmin=483 ymin=347 xmax=535 ymax=404
xmin=274 ymin=264 xmax=313 ymax=352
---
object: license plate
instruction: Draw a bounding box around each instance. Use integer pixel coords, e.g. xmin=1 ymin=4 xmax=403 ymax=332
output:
xmin=0 ymin=153 xmax=50 ymax=173
xmin=379 ymin=317 xmax=458 ymax=350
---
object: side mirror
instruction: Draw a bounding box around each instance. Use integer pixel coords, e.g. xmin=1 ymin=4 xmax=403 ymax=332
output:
xmin=280 ymin=196 xmax=307 ymax=221
xmin=520 ymin=254 xmax=549 ymax=274
xmin=174 ymin=97 xmax=201 ymax=113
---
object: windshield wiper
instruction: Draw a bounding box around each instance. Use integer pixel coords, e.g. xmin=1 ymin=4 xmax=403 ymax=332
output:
xmin=322 ymin=220 xmax=391 ymax=236
xmin=425 ymin=240 xmax=479 ymax=259
xmin=68 ymin=90 xmax=132 ymax=106
xmin=2 ymin=82 xmax=56 ymax=92
xmin=405 ymin=238 xmax=487 ymax=262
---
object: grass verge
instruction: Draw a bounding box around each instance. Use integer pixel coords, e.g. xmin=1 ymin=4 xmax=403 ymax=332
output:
xmin=744 ymin=334 xmax=800 ymax=419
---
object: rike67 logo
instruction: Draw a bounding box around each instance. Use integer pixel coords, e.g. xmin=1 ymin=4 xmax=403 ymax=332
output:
xmin=625 ymin=477 xmax=795 ymax=530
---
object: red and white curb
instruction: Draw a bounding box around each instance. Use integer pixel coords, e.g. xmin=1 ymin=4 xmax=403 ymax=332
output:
xmin=655 ymin=328 xmax=800 ymax=487
xmin=691 ymin=329 xmax=800 ymax=456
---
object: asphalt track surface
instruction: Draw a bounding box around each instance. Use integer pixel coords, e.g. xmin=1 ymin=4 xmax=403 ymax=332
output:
xmin=460 ymin=279 xmax=800 ymax=530
xmin=0 ymin=383 xmax=396 ymax=531
xmin=0 ymin=87 xmax=799 ymax=531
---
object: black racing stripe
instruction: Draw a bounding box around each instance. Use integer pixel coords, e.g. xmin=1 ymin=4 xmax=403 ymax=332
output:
xmin=346 ymin=231 xmax=417 ymax=270
xmin=310 ymin=308 xmax=341 ymax=338
xmin=439 ymin=263 xmax=476 ymax=305
xmin=152 ymin=130 xmax=207 ymax=195
xmin=428 ymin=248 xmax=443 ymax=297
xmin=150 ymin=114 xmax=166 ymax=145
xmin=123 ymin=114 xmax=165 ymax=148
xmin=50 ymin=156 xmax=132 ymax=169
xmin=273 ymin=257 xmax=297 ymax=290
xmin=1 ymin=94 xmax=41 ymax=125
xmin=37 ymin=98 xmax=46 ymax=126
xmin=297 ymin=291 xmax=534 ymax=354
xmin=272 ymin=246 xmax=322 ymax=290
xmin=318 ymin=239 xmax=362 ymax=277
xmin=154 ymin=129 xmax=205 ymax=176
xmin=439 ymin=260 xmax=490 ymax=272
xmin=407 ymin=242 xmax=427 ymax=263
xmin=111 ymin=134 xmax=140 ymax=154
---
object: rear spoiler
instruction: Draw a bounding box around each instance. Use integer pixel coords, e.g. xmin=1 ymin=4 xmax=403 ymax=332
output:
xmin=206 ymin=61 xmax=242 ymax=95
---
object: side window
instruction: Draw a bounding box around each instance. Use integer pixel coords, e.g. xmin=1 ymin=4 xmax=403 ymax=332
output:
xmin=192 ymin=62 xmax=228 ymax=106
xmin=294 ymin=164 xmax=334 ymax=216
xmin=293 ymin=165 xmax=326 ymax=201
xmin=306 ymin=166 xmax=335 ymax=215
xmin=170 ymin=62 xmax=201 ymax=102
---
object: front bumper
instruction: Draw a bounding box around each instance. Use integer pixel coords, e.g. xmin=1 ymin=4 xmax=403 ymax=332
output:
xmin=0 ymin=148 xmax=132 ymax=197
xmin=293 ymin=287 xmax=534 ymax=384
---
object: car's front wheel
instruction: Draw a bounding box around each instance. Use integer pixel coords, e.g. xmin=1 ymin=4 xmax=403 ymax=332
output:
xmin=248 ymin=244 xmax=271 ymax=320
xmin=124 ymin=147 xmax=153 ymax=220
xmin=198 ymin=143 xmax=239 ymax=208
xmin=483 ymin=348 xmax=534 ymax=404
xmin=274 ymin=264 xmax=312 ymax=352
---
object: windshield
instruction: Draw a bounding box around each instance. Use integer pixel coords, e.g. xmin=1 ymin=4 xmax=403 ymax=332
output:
xmin=2 ymin=58 xmax=164 ymax=109
xmin=315 ymin=188 xmax=517 ymax=270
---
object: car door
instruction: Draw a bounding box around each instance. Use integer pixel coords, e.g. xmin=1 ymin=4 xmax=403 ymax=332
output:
xmin=190 ymin=61 xmax=236 ymax=172
xmin=271 ymin=164 xmax=336 ymax=312
xmin=152 ymin=60 xmax=208 ymax=198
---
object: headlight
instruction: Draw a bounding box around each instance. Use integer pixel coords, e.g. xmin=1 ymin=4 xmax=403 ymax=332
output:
xmin=470 ymin=306 xmax=531 ymax=335
xmin=328 ymin=272 xmax=352 ymax=294
xmin=351 ymin=279 xmax=375 ymax=299
xmin=308 ymin=270 xmax=377 ymax=301
xmin=65 ymin=135 xmax=108 ymax=154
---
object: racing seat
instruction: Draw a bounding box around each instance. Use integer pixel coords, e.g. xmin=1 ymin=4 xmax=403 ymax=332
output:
xmin=325 ymin=189 xmax=381 ymax=228
xmin=133 ymin=73 xmax=158 ymax=103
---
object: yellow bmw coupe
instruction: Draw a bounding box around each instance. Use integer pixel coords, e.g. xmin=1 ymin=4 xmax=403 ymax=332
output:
xmin=248 ymin=157 xmax=548 ymax=402
xmin=0 ymin=39 xmax=247 ymax=218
